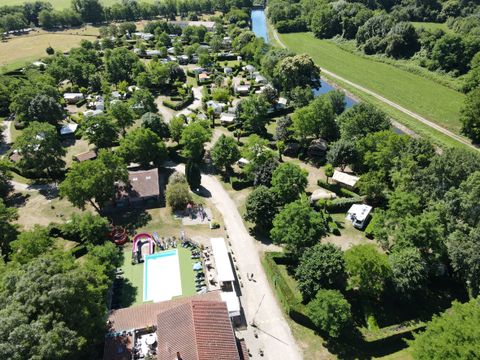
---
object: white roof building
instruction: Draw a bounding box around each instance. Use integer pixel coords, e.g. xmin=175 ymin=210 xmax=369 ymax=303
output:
xmin=220 ymin=291 xmax=241 ymax=318
xmin=332 ymin=170 xmax=359 ymax=188
xmin=132 ymin=32 xmax=154 ymax=41
xmin=60 ymin=123 xmax=78 ymax=136
xmin=220 ymin=112 xmax=236 ymax=124
xmin=210 ymin=237 xmax=235 ymax=284
xmin=63 ymin=93 xmax=84 ymax=103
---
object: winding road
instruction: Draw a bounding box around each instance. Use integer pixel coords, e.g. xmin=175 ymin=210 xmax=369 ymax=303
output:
xmin=271 ymin=27 xmax=477 ymax=151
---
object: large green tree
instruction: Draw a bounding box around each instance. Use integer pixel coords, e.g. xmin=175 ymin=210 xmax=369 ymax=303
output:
xmin=141 ymin=112 xmax=170 ymax=139
xmin=295 ymin=243 xmax=346 ymax=302
xmin=270 ymin=162 xmax=308 ymax=204
xmin=337 ymin=103 xmax=390 ymax=140
xmin=244 ymin=186 xmax=278 ymax=233
xmin=117 ymin=127 xmax=167 ymax=167
xmin=59 ymin=150 xmax=127 ymax=211
xmin=270 ymin=196 xmax=326 ymax=257
xmin=236 ymin=95 xmax=270 ymax=134
xmin=460 ymin=88 xmax=480 ymax=143
xmin=180 ymin=121 xmax=212 ymax=161
xmin=306 ymin=289 xmax=352 ymax=338
xmin=0 ymin=199 xmax=18 ymax=260
xmin=109 ymin=101 xmax=135 ymax=135
xmin=344 ymin=244 xmax=391 ymax=299
xmin=14 ymin=122 xmax=65 ymax=178
xmin=389 ymin=247 xmax=427 ymax=298
xmin=61 ymin=212 xmax=110 ymax=246
xmin=211 ymin=134 xmax=241 ymax=172
xmin=83 ymin=114 xmax=119 ymax=149
xmin=408 ymin=299 xmax=480 ymax=359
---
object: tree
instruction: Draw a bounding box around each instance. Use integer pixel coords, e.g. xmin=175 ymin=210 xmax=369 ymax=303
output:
xmin=270 ymin=162 xmax=308 ymax=204
xmin=129 ymin=88 xmax=157 ymax=115
xmin=104 ymin=47 xmax=142 ymax=84
xmin=72 ymin=0 xmax=104 ymax=23
xmin=166 ymin=173 xmax=192 ymax=211
xmin=295 ymin=243 xmax=346 ymax=301
xmin=169 ymin=116 xmax=185 ymax=143
xmin=0 ymin=160 xmax=13 ymax=200
xmin=327 ymin=90 xmax=346 ymax=115
xmin=186 ymin=161 xmax=201 ymax=190
xmin=275 ymin=54 xmax=320 ymax=92
xmin=292 ymin=96 xmax=338 ymax=142
xmin=117 ymin=127 xmax=167 ymax=167
xmin=61 ymin=212 xmax=110 ymax=245
xmin=324 ymin=163 xmax=334 ymax=183
xmin=460 ymin=88 xmax=480 ymax=143
xmin=26 ymin=94 xmax=64 ymax=125
xmin=14 ymin=122 xmax=65 ymax=178
xmin=344 ymin=244 xmax=391 ymax=299
xmin=0 ymin=199 xmax=18 ymax=260
xmin=274 ymin=116 xmax=293 ymax=141
xmin=326 ymin=139 xmax=358 ymax=171
xmin=270 ymin=196 xmax=326 ymax=257
xmin=447 ymin=227 xmax=480 ymax=295
xmin=109 ymin=101 xmax=135 ymax=135
xmin=306 ymin=289 xmax=352 ymax=338
xmin=10 ymin=226 xmax=54 ymax=264
xmin=236 ymin=95 xmax=270 ymax=134
xmin=46 ymin=46 xmax=54 ymax=55
xmin=141 ymin=112 xmax=170 ymax=139
xmin=59 ymin=150 xmax=128 ymax=211
xmin=337 ymin=103 xmax=390 ymax=140
xmin=211 ymin=135 xmax=241 ymax=172
xmin=83 ymin=114 xmax=119 ymax=148
xmin=408 ymin=299 xmax=480 ymax=359
xmin=244 ymin=186 xmax=278 ymax=233
xmin=289 ymin=86 xmax=314 ymax=109
xmin=389 ymin=247 xmax=427 ymax=298
xmin=180 ymin=121 xmax=212 ymax=161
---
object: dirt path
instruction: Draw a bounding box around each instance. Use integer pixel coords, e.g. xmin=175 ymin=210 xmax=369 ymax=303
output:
xmin=172 ymin=163 xmax=302 ymax=360
xmin=271 ymin=28 xmax=476 ymax=150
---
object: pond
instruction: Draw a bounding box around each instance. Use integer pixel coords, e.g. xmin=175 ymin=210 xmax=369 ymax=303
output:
xmin=250 ymin=8 xmax=357 ymax=108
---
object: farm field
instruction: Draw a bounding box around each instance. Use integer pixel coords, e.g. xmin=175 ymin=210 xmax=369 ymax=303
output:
xmin=278 ymin=32 xmax=465 ymax=135
xmin=0 ymin=26 xmax=99 ymax=72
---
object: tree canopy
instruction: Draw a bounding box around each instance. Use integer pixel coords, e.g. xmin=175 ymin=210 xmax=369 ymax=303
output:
xmin=117 ymin=127 xmax=167 ymax=167
xmin=211 ymin=135 xmax=241 ymax=172
xmin=270 ymin=162 xmax=308 ymax=204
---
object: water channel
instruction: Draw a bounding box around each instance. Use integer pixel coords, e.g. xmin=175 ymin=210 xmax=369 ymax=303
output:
xmin=250 ymin=8 xmax=358 ymax=108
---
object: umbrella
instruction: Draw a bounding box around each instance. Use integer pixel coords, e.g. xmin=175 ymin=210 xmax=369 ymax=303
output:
xmin=193 ymin=262 xmax=202 ymax=271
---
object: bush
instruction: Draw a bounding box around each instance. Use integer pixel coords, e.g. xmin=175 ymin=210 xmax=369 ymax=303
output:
xmin=76 ymin=98 xmax=87 ymax=107
xmin=230 ymin=176 xmax=253 ymax=190
xmin=317 ymin=179 xmax=359 ymax=197
xmin=316 ymin=196 xmax=365 ymax=212
xmin=162 ymin=92 xmax=194 ymax=110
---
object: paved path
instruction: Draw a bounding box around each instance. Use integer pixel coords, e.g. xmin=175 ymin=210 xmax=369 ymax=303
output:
xmin=172 ymin=163 xmax=302 ymax=360
xmin=271 ymin=27 xmax=477 ymax=150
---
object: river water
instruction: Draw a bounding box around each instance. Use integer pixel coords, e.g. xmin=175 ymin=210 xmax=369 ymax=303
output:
xmin=250 ymin=8 xmax=358 ymax=108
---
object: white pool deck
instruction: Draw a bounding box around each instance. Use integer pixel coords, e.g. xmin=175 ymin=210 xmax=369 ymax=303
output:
xmin=143 ymin=250 xmax=182 ymax=302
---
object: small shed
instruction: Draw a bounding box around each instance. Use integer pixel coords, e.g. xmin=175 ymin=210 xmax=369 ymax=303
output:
xmin=63 ymin=93 xmax=84 ymax=104
xmin=332 ymin=170 xmax=359 ymax=189
xmin=198 ymin=73 xmax=210 ymax=83
xmin=74 ymin=150 xmax=97 ymax=162
xmin=234 ymin=84 xmax=250 ymax=95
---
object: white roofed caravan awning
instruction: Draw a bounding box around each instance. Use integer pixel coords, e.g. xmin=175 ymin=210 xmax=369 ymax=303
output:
xmin=332 ymin=170 xmax=359 ymax=188
xmin=211 ymin=237 xmax=235 ymax=283
xmin=220 ymin=291 xmax=241 ymax=317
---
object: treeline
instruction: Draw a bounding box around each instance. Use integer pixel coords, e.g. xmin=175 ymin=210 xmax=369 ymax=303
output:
xmin=267 ymin=0 xmax=480 ymax=82
xmin=0 ymin=0 xmax=252 ymax=31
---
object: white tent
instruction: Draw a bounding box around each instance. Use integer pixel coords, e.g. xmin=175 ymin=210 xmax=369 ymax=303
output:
xmin=332 ymin=170 xmax=359 ymax=188
xmin=60 ymin=123 xmax=78 ymax=135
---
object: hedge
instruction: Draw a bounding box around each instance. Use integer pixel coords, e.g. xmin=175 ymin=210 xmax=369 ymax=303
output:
xmin=76 ymin=98 xmax=87 ymax=107
xmin=316 ymin=195 xmax=365 ymax=212
xmin=162 ymin=92 xmax=194 ymax=110
xmin=317 ymin=179 xmax=359 ymax=198
xmin=230 ymin=176 xmax=253 ymax=190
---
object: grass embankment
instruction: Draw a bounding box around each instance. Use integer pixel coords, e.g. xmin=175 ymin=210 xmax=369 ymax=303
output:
xmin=0 ymin=0 xmax=148 ymax=9
xmin=411 ymin=22 xmax=451 ymax=32
xmin=277 ymin=32 xmax=466 ymax=135
xmin=0 ymin=26 xmax=99 ymax=73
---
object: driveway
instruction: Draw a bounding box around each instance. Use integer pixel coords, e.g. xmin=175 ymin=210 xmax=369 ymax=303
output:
xmin=172 ymin=163 xmax=302 ymax=360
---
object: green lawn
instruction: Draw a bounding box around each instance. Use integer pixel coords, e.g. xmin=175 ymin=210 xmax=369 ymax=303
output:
xmin=120 ymin=246 xmax=198 ymax=307
xmin=278 ymin=32 xmax=465 ymax=134
xmin=411 ymin=22 xmax=451 ymax=33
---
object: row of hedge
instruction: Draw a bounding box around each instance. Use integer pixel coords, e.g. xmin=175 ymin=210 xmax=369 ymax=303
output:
xmin=162 ymin=92 xmax=194 ymax=110
xmin=317 ymin=179 xmax=359 ymax=198
xmin=316 ymin=195 xmax=366 ymax=212
xmin=230 ymin=176 xmax=253 ymax=190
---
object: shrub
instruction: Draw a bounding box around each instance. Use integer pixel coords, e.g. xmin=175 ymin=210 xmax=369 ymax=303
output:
xmin=316 ymin=196 xmax=365 ymax=212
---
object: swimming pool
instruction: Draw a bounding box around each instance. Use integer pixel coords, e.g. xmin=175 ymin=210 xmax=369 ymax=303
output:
xmin=143 ymin=250 xmax=182 ymax=302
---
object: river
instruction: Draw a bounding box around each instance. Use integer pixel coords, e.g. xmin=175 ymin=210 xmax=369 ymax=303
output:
xmin=250 ymin=8 xmax=358 ymax=108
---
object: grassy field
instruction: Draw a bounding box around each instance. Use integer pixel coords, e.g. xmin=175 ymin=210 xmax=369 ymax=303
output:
xmin=411 ymin=22 xmax=451 ymax=32
xmin=0 ymin=26 xmax=99 ymax=72
xmin=278 ymin=32 xmax=465 ymax=135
